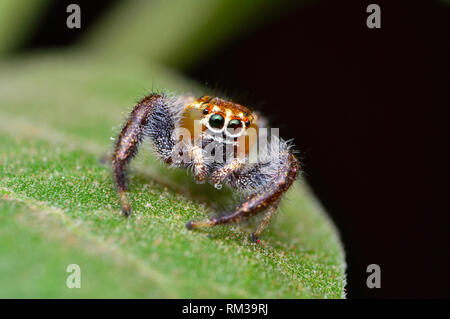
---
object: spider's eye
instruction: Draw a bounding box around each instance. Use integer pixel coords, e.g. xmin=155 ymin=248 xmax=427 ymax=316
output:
xmin=203 ymin=108 xmax=209 ymax=115
xmin=209 ymin=113 xmax=225 ymax=129
xmin=227 ymin=119 xmax=243 ymax=134
xmin=245 ymin=120 xmax=251 ymax=127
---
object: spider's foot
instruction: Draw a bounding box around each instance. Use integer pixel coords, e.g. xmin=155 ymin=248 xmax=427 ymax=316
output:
xmin=121 ymin=206 xmax=131 ymax=217
xmin=118 ymin=190 xmax=131 ymax=217
xmin=193 ymin=166 xmax=207 ymax=184
xmin=185 ymin=219 xmax=215 ymax=230
xmin=185 ymin=220 xmax=195 ymax=230
xmin=250 ymin=233 xmax=260 ymax=243
xmin=211 ymin=173 xmax=225 ymax=189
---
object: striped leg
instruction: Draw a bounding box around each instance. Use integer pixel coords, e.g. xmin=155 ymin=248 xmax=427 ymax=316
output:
xmin=186 ymin=153 xmax=299 ymax=240
xmin=112 ymin=94 xmax=163 ymax=216
xmin=250 ymin=199 xmax=281 ymax=242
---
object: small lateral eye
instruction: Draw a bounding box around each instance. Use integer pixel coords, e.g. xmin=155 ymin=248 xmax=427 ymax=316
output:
xmin=203 ymin=108 xmax=209 ymax=115
xmin=245 ymin=120 xmax=251 ymax=127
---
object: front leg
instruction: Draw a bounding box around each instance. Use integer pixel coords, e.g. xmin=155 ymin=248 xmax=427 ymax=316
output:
xmin=112 ymin=94 xmax=163 ymax=216
xmin=189 ymin=144 xmax=207 ymax=183
xmin=210 ymin=158 xmax=244 ymax=189
xmin=186 ymin=153 xmax=299 ymax=240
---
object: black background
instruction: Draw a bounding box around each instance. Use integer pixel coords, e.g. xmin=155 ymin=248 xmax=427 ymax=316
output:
xmin=16 ymin=0 xmax=450 ymax=298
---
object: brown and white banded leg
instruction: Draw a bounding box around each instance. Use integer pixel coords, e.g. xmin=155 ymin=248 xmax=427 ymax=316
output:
xmin=186 ymin=153 xmax=299 ymax=241
xmin=189 ymin=144 xmax=207 ymax=183
xmin=210 ymin=158 xmax=244 ymax=189
xmin=250 ymin=199 xmax=281 ymax=242
xmin=112 ymin=94 xmax=168 ymax=216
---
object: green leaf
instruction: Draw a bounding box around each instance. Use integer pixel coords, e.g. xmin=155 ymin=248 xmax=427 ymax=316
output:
xmin=0 ymin=53 xmax=346 ymax=298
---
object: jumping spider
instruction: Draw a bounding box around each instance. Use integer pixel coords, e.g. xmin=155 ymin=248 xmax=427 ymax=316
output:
xmin=112 ymin=93 xmax=299 ymax=241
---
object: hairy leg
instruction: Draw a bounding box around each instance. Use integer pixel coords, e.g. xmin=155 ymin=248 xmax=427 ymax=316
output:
xmin=250 ymin=199 xmax=280 ymax=242
xmin=112 ymin=94 xmax=165 ymax=216
xmin=186 ymin=153 xmax=299 ymax=240
xmin=189 ymin=144 xmax=207 ymax=183
xmin=210 ymin=158 xmax=244 ymax=189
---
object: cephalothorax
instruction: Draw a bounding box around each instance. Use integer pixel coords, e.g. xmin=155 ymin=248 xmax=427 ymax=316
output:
xmin=112 ymin=93 xmax=299 ymax=241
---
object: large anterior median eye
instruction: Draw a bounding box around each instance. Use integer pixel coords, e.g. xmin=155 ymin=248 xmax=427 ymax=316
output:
xmin=208 ymin=113 xmax=225 ymax=129
xmin=227 ymin=119 xmax=243 ymax=135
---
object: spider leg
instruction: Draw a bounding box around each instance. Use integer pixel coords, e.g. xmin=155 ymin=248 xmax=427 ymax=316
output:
xmin=112 ymin=94 xmax=166 ymax=216
xmin=186 ymin=153 xmax=299 ymax=240
xmin=250 ymin=199 xmax=280 ymax=242
xmin=189 ymin=144 xmax=207 ymax=183
xmin=210 ymin=158 xmax=244 ymax=189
